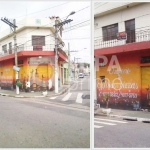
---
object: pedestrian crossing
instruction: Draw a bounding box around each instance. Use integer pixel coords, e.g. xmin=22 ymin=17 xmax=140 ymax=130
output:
xmin=94 ymin=118 xmax=128 ymax=129
xmin=49 ymin=92 xmax=89 ymax=104
xmin=62 ymin=93 xmax=72 ymax=101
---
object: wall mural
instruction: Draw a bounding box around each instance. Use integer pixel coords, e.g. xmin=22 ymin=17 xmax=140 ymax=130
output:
xmin=96 ymin=54 xmax=141 ymax=109
xmin=0 ymin=56 xmax=55 ymax=92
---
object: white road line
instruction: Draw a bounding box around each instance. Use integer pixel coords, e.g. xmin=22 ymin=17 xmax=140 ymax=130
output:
xmin=49 ymin=96 xmax=57 ymax=100
xmin=94 ymin=118 xmax=128 ymax=123
xmin=94 ymin=125 xmax=103 ymax=128
xmin=76 ymin=93 xmax=83 ymax=103
xmin=62 ymin=93 xmax=72 ymax=101
xmin=94 ymin=121 xmax=116 ymax=125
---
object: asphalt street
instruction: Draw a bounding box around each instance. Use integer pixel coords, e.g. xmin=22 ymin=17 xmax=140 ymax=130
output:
xmin=94 ymin=116 xmax=150 ymax=148
xmin=0 ymin=95 xmax=90 ymax=148
xmin=42 ymin=76 xmax=90 ymax=108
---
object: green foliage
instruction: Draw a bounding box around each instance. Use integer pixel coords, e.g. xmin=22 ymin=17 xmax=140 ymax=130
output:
xmin=103 ymin=93 xmax=110 ymax=101
xmin=103 ymin=93 xmax=110 ymax=108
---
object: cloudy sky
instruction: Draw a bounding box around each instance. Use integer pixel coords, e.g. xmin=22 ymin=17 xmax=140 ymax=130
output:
xmin=0 ymin=0 xmax=90 ymax=63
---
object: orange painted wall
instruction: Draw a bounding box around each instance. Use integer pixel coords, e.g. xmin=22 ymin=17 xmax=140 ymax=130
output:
xmin=96 ymin=50 xmax=150 ymax=108
xmin=0 ymin=56 xmax=57 ymax=91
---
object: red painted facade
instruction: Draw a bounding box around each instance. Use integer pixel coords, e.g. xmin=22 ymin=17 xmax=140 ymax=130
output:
xmin=0 ymin=50 xmax=68 ymax=91
xmin=95 ymin=41 xmax=150 ymax=109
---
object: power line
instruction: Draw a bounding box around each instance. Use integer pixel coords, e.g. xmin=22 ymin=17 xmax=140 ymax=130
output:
xmin=16 ymin=2 xmax=70 ymax=19
xmin=63 ymin=20 xmax=90 ymax=32
xmin=63 ymin=37 xmax=90 ymax=40
xmin=94 ymin=2 xmax=108 ymax=9
xmin=76 ymin=6 xmax=90 ymax=12
xmin=16 ymin=20 xmax=90 ymax=47
xmin=14 ymin=6 xmax=90 ymax=38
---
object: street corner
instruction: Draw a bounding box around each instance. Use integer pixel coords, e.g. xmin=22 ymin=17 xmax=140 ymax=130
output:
xmin=94 ymin=108 xmax=109 ymax=117
xmin=0 ymin=93 xmax=10 ymax=97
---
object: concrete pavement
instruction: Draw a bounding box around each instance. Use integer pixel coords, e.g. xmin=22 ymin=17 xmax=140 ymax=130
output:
xmin=95 ymin=107 xmax=150 ymax=122
xmin=0 ymin=82 xmax=74 ymax=98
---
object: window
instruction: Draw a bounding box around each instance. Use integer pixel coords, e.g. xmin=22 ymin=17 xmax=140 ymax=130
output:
xmin=102 ymin=24 xmax=118 ymax=41
xmin=2 ymin=44 xmax=7 ymax=53
xmin=32 ymin=36 xmax=45 ymax=51
xmin=9 ymin=42 xmax=12 ymax=54
xmin=125 ymin=19 xmax=135 ymax=43
xmin=32 ymin=36 xmax=45 ymax=46
xmin=141 ymin=56 xmax=150 ymax=64
xmin=9 ymin=42 xmax=12 ymax=50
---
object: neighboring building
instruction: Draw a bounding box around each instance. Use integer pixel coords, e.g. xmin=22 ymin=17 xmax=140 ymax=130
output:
xmin=62 ymin=63 xmax=68 ymax=83
xmin=70 ymin=61 xmax=78 ymax=79
xmin=84 ymin=65 xmax=90 ymax=75
xmin=0 ymin=17 xmax=68 ymax=92
xmin=94 ymin=2 xmax=150 ymax=109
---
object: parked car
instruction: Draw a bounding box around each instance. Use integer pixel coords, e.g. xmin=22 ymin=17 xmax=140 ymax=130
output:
xmin=78 ymin=73 xmax=84 ymax=78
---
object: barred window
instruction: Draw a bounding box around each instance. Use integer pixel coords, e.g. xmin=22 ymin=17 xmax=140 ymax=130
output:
xmin=102 ymin=24 xmax=118 ymax=41
xmin=9 ymin=42 xmax=12 ymax=50
xmin=2 ymin=44 xmax=7 ymax=53
xmin=32 ymin=36 xmax=45 ymax=46
xmin=125 ymin=19 xmax=135 ymax=43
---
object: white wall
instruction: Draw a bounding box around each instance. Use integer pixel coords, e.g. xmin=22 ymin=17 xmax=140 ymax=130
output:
xmin=0 ymin=17 xmax=64 ymax=54
xmin=94 ymin=2 xmax=132 ymax=16
xmin=0 ymin=28 xmax=55 ymax=53
xmin=94 ymin=3 xmax=150 ymax=39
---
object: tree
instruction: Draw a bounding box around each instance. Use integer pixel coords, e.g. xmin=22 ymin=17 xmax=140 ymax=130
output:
xmin=103 ymin=93 xmax=110 ymax=108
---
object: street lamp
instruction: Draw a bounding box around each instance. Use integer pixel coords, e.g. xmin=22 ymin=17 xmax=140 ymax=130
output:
xmin=66 ymin=11 xmax=76 ymax=20
xmin=54 ymin=11 xmax=75 ymax=94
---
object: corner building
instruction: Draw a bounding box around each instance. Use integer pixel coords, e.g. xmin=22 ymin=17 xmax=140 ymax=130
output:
xmin=94 ymin=2 xmax=150 ymax=109
xmin=0 ymin=17 xmax=68 ymax=92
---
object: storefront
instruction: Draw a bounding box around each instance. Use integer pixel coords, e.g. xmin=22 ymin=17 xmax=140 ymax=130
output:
xmin=0 ymin=47 xmax=68 ymax=92
xmin=96 ymin=50 xmax=150 ymax=109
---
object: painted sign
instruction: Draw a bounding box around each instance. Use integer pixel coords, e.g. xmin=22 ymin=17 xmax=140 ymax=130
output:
xmin=96 ymin=53 xmax=141 ymax=109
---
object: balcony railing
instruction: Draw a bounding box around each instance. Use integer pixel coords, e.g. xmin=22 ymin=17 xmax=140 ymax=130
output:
xmin=0 ymin=43 xmax=68 ymax=59
xmin=94 ymin=28 xmax=150 ymax=49
xmin=0 ymin=44 xmax=55 ymax=57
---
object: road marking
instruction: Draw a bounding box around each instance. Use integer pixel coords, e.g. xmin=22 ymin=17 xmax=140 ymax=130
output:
xmin=49 ymin=96 xmax=57 ymax=99
xmin=62 ymin=93 xmax=72 ymax=101
xmin=94 ymin=125 xmax=103 ymax=128
xmin=94 ymin=121 xmax=116 ymax=125
xmin=94 ymin=118 xmax=128 ymax=123
xmin=76 ymin=93 xmax=83 ymax=103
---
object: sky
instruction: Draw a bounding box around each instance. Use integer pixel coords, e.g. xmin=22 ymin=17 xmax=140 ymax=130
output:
xmin=0 ymin=0 xmax=90 ymax=63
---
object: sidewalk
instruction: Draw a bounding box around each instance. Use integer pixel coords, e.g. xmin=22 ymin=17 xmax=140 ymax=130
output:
xmin=95 ymin=107 xmax=150 ymax=122
xmin=0 ymin=82 xmax=74 ymax=98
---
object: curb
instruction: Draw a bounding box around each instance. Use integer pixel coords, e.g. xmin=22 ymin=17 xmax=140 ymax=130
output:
xmin=109 ymin=114 xmax=150 ymax=122
xmin=94 ymin=110 xmax=150 ymax=123
xmin=0 ymin=93 xmax=10 ymax=96
xmin=0 ymin=82 xmax=75 ymax=98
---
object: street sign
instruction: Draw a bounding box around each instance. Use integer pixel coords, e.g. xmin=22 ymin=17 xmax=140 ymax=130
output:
xmin=13 ymin=65 xmax=20 ymax=72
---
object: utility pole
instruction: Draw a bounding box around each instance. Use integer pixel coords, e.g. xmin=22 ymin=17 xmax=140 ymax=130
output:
xmin=68 ymin=43 xmax=70 ymax=83
xmin=74 ymin=57 xmax=76 ymax=80
xmin=54 ymin=18 xmax=73 ymax=93
xmin=14 ymin=19 xmax=19 ymax=95
xmin=74 ymin=57 xmax=81 ymax=78
xmin=1 ymin=18 xmax=19 ymax=94
xmin=67 ymin=44 xmax=78 ymax=82
xmin=54 ymin=17 xmax=59 ymax=94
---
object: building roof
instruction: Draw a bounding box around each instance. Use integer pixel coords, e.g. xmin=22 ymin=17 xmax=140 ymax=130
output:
xmin=94 ymin=2 xmax=142 ymax=18
xmin=0 ymin=17 xmax=63 ymax=42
